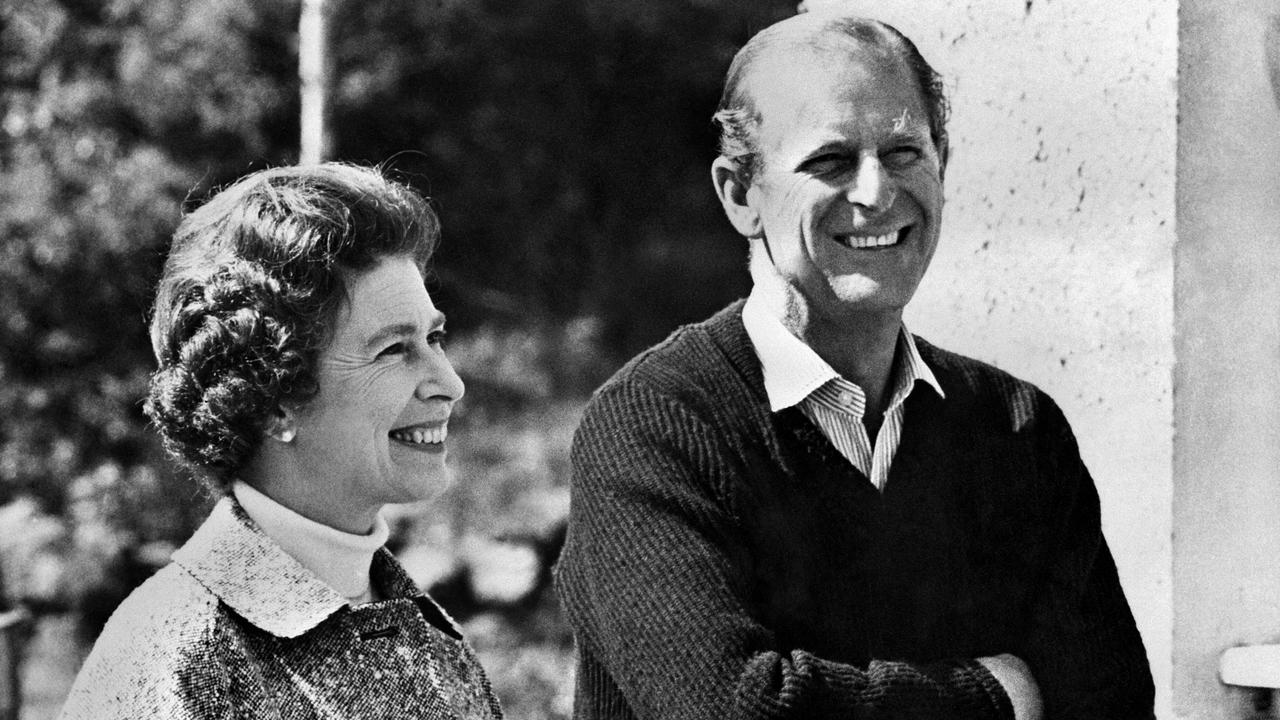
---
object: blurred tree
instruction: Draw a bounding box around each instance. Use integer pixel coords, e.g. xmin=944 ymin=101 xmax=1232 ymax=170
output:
xmin=298 ymin=0 xmax=334 ymax=163
xmin=0 ymin=0 xmax=302 ymax=614
xmin=327 ymin=0 xmax=787 ymax=362
xmin=0 ymin=0 xmax=792 ymax=633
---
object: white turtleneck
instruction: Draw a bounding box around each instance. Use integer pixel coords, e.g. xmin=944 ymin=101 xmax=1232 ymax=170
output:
xmin=232 ymin=480 xmax=390 ymax=606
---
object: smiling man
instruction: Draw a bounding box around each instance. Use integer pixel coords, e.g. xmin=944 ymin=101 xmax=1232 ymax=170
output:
xmin=555 ymin=12 xmax=1154 ymax=720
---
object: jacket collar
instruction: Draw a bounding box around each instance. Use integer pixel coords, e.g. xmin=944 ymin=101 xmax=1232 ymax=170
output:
xmin=172 ymin=497 xmax=352 ymax=638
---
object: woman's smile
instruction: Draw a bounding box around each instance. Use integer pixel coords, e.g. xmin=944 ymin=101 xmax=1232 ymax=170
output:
xmin=389 ymin=422 xmax=449 ymax=450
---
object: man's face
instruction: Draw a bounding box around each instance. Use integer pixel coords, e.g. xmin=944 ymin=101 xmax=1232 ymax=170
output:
xmin=742 ymin=44 xmax=944 ymax=322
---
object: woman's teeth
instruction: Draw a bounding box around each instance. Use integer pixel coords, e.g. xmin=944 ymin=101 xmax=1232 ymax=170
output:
xmin=390 ymin=426 xmax=447 ymax=445
xmin=840 ymin=231 xmax=900 ymax=249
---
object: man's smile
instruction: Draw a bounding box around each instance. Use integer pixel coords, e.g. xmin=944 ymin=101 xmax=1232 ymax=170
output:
xmin=832 ymin=225 xmax=912 ymax=250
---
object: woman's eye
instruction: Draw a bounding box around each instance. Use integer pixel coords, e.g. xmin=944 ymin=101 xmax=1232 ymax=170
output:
xmin=376 ymin=342 xmax=406 ymax=358
xmin=427 ymin=330 xmax=448 ymax=348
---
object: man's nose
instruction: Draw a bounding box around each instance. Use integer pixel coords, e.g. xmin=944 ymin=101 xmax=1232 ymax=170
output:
xmin=844 ymin=157 xmax=895 ymax=212
xmin=414 ymin=351 xmax=465 ymax=403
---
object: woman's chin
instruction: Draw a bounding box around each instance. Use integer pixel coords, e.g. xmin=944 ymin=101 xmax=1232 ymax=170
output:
xmin=387 ymin=465 xmax=454 ymax=505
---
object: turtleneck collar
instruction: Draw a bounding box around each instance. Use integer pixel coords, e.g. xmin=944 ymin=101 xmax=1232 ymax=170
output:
xmin=232 ymin=480 xmax=389 ymax=605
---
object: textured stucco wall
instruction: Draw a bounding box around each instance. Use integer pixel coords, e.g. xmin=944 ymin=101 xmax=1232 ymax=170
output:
xmin=1174 ymin=0 xmax=1280 ymax=717
xmin=824 ymin=0 xmax=1178 ymax=714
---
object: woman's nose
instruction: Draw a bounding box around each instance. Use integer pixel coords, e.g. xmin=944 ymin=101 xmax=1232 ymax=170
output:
xmin=415 ymin=350 xmax=465 ymax=402
xmin=845 ymin=157 xmax=895 ymax=212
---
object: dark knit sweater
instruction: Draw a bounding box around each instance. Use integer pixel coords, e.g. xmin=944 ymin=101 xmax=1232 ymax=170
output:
xmin=555 ymin=300 xmax=1154 ymax=720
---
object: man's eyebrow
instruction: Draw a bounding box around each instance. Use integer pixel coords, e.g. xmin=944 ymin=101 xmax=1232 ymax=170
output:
xmin=892 ymin=107 xmax=913 ymax=132
xmin=801 ymin=132 xmax=877 ymax=156
xmin=887 ymin=125 xmax=932 ymax=144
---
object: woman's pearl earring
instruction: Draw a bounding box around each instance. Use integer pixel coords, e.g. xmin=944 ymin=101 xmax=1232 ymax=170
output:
xmin=278 ymin=428 xmax=295 ymax=443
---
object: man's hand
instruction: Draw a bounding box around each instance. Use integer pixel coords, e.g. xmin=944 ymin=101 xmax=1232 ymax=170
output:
xmin=978 ymin=654 xmax=1044 ymax=720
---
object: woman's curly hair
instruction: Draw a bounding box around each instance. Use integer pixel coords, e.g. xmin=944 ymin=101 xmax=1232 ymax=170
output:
xmin=144 ymin=163 xmax=439 ymax=490
xmin=712 ymin=14 xmax=950 ymax=184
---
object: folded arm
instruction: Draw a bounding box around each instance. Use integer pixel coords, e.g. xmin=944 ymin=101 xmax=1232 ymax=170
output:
xmin=556 ymin=383 xmax=1018 ymax=720
xmin=1020 ymin=398 xmax=1155 ymax=719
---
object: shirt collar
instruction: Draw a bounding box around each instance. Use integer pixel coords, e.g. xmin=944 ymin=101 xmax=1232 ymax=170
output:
xmin=894 ymin=329 xmax=945 ymax=406
xmin=742 ymin=287 xmax=945 ymax=412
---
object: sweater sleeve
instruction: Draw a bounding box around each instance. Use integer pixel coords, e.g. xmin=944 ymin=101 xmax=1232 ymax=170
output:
xmin=555 ymin=381 xmax=1013 ymax=720
xmin=1021 ymin=398 xmax=1155 ymax=719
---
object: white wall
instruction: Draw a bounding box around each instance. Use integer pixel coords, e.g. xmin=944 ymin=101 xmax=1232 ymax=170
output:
xmin=1174 ymin=0 xmax=1280 ymax=717
xmin=828 ymin=1 xmax=1178 ymax=715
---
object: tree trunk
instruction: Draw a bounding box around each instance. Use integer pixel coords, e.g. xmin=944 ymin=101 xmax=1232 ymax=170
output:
xmin=298 ymin=0 xmax=333 ymax=164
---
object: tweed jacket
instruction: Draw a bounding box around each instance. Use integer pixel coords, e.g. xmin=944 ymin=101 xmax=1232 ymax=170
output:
xmin=59 ymin=497 xmax=502 ymax=720
xmin=555 ymin=300 xmax=1154 ymax=720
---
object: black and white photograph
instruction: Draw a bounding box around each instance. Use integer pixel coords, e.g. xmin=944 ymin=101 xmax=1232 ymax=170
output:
xmin=0 ymin=0 xmax=1273 ymax=718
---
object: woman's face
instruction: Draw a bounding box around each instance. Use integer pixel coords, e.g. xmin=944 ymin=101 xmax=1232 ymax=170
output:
xmin=286 ymin=255 xmax=464 ymax=524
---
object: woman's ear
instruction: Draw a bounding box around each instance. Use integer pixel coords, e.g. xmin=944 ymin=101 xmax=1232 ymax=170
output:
xmin=264 ymin=405 xmax=297 ymax=443
xmin=711 ymin=156 xmax=763 ymax=239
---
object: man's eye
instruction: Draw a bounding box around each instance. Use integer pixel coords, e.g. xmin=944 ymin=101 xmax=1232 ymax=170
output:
xmin=427 ymin=330 xmax=448 ymax=348
xmin=883 ymin=147 xmax=922 ymax=167
xmin=377 ymin=342 xmax=406 ymax=358
xmin=804 ymin=154 xmax=849 ymax=174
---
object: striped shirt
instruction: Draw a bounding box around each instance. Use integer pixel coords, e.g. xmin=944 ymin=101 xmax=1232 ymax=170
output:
xmin=741 ymin=291 xmax=944 ymax=491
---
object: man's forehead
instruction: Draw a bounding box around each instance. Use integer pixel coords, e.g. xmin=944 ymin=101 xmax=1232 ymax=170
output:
xmin=747 ymin=26 xmax=900 ymax=79
xmin=746 ymin=48 xmax=927 ymax=129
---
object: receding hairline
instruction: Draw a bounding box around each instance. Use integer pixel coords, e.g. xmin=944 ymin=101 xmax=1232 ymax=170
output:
xmin=734 ymin=15 xmax=926 ymax=113
xmin=759 ymin=13 xmax=908 ymax=54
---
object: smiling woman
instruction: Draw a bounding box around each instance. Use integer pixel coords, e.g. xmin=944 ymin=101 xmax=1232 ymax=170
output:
xmin=57 ymin=164 xmax=502 ymax=720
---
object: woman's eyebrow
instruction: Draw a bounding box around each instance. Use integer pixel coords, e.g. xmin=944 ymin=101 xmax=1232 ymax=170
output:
xmin=364 ymin=322 xmax=418 ymax=351
xmin=363 ymin=312 xmax=447 ymax=351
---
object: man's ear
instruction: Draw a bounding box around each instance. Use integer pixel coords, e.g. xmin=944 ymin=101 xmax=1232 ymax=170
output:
xmin=711 ymin=156 xmax=762 ymax=239
xmin=264 ymin=404 xmax=297 ymax=444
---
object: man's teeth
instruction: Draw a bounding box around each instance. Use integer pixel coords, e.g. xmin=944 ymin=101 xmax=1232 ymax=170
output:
xmin=841 ymin=231 xmax=901 ymax=249
xmin=390 ymin=426 xmax=447 ymax=444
